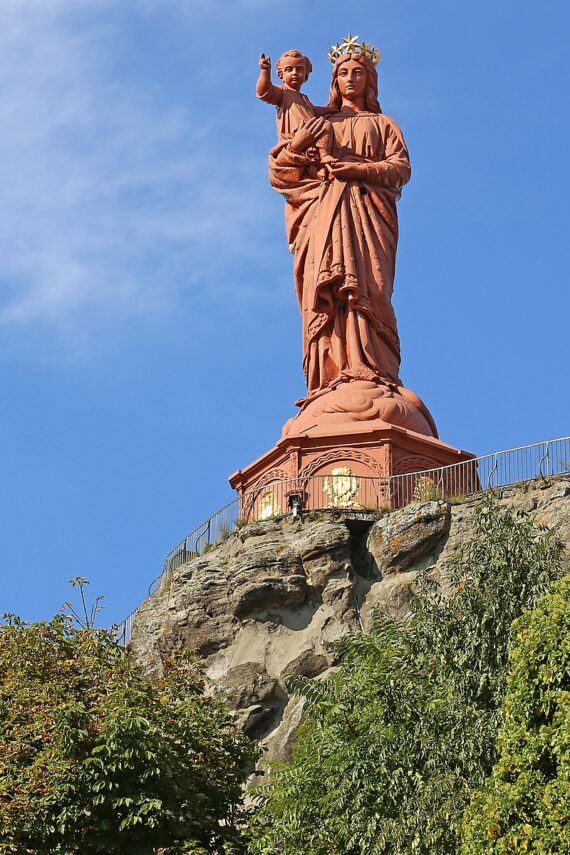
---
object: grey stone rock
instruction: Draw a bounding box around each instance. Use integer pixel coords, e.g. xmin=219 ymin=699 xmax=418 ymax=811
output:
xmin=213 ymin=662 xmax=287 ymax=739
xmin=360 ymin=570 xmax=418 ymax=629
xmin=128 ymin=478 xmax=570 ymax=764
xmin=282 ymin=649 xmax=329 ymax=679
xmin=263 ymin=695 xmax=306 ymax=763
xmin=232 ymin=572 xmax=308 ymax=618
xmin=367 ymin=500 xmax=451 ymax=575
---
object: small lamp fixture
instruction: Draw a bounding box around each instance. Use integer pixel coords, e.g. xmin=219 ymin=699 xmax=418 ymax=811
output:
xmin=288 ymin=492 xmax=304 ymax=518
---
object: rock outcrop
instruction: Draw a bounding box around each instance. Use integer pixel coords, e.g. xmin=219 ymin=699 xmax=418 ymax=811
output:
xmin=129 ymin=478 xmax=570 ymax=764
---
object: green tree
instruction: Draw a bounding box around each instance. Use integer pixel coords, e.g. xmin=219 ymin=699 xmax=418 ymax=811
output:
xmin=249 ymin=500 xmax=564 ymax=854
xmin=461 ymin=574 xmax=570 ymax=854
xmin=0 ymin=612 xmax=257 ymax=854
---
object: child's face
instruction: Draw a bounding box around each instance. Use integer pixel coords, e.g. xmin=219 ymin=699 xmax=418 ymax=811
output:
xmin=280 ymin=57 xmax=307 ymax=90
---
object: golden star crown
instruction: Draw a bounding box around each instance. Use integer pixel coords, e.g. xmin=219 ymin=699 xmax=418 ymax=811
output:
xmin=328 ymin=34 xmax=381 ymax=66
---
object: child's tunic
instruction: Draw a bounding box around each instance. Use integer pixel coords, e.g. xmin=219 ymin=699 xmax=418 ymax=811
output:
xmin=259 ymin=85 xmax=318 ymax=140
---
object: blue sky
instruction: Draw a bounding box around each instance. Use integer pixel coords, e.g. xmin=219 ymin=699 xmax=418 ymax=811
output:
xmin=1 ymin=0 xmax=568 ymax=627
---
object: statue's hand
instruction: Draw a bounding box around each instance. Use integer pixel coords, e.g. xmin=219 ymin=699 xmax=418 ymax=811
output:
xmin=259 ymin=52 xmax=271 ymax=70
xmin=290 ymin=117 xmax=326 ymax=154
xmin=328 ymin=162 xmax=369 ymax=181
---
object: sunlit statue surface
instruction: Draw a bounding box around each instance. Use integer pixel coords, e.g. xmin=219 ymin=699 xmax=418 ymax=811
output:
xmin=256 ymin=49 xmax=333 ymax=181
xmin=230 ymin=36 xmax=473 ymax=500
xmin=258 ymin=36 xmax=437 ymax=437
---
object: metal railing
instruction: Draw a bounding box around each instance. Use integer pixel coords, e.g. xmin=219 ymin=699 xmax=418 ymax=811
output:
xmin=387 ymin=436 xmax=570 ymax=508
xmin=113 ymin=435 xmax=569 ymax=645
xmin=148 ymin=498 xmax=241 ymax=596
xmin=114 ymin=607 xmax=138 ymax=647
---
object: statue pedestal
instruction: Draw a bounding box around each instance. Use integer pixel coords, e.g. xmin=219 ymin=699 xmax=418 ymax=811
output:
xmin=230 ymin=383 xmax=476 ymax=515
xmin=229 ymin=418 xmax=476 ymax=516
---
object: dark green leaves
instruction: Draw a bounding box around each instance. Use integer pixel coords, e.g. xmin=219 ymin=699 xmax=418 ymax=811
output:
xmin=0 ymin=616 xmax=258 ymax=854
xmin=249 ymin=500 xmax=563 ymax=854
xmin=461 ymin=575 xmax=570 ymax=853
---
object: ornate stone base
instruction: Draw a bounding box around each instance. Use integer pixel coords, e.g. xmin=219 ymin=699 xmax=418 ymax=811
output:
xmin=229 ymin=385 xmax=476 ymax=515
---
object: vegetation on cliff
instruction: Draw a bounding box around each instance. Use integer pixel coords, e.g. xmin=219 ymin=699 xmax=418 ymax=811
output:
xmin=461 ymin=574 xmax=570 ymax=854
xmin=1 ymin=500 xmax=567 ymax=853
xmin=0 ymin=610 xmax=257 ymax=854
xmin=249 ymin=501 xmax=566 ymax=854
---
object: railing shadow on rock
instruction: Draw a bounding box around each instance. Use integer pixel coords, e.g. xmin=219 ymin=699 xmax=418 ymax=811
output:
xmin=114 ymin=435 xmax=570 ymax=645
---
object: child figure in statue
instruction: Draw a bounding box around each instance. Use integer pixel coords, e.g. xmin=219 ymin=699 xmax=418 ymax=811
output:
xmin=256 ymin=50 xmax=333 ymax=180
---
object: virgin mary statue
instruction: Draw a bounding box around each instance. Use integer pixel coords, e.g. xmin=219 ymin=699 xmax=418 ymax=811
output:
xmin=269 ymin=41 xmax=437 ymax=438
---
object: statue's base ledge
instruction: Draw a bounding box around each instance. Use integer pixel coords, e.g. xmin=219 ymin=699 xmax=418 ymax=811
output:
xmin=229 ymin=420 xmax=475 ymax=496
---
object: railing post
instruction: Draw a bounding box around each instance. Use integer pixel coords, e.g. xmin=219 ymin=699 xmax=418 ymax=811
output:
xmin=487 ymin=454 xmax=499 ymax=495
xmin=539 ymin=443 xmax=550 ymax=482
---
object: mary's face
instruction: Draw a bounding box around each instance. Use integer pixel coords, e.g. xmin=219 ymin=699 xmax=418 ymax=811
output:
xmin=336 ymin=58 xmax=367 ymax=101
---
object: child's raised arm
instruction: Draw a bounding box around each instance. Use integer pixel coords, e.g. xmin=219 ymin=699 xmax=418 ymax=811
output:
xmin=256 ymin=53 xmax=282 ymax=105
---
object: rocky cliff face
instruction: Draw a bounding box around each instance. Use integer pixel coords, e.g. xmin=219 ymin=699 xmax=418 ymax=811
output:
xmin=129 ymin=478 xmax=570 ymax=764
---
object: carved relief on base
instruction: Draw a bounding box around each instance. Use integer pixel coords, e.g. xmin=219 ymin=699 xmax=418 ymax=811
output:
xmin=392 ymin=455 xmax=440 ymax=476
xmin=299 ymin=448 xmax=384 ymax=479
xmin=299 ymin=449 xmax=388 ymax=511
xmin=241 ymin=467 xmax=291 ymax=521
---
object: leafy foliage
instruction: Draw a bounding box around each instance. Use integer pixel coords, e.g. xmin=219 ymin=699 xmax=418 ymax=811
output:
xmin=248 ymin=499 xmax=564 ymax=854
xmin=461 ymin=574 xmax=570 ymax=854
xmin=0 ymin=615 xmax=258 ymax=854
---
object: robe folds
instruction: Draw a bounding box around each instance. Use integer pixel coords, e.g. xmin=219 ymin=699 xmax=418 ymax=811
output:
xmin=269 ymin=110 xmax=411 ymax=401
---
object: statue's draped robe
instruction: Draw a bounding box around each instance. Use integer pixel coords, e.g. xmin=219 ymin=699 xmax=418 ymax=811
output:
xmin=269 ymin=110 xmax=411 ymax=401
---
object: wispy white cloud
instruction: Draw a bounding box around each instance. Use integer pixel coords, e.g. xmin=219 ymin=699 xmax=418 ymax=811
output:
xmin=0 ymin=0 xmax=279 ymax=354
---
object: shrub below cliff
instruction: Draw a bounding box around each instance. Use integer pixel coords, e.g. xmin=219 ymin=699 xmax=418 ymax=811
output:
xmin=248 ymin=500 xmax=564 ymax=854
xmin=0 ymin=615 xmax=257 ymax=854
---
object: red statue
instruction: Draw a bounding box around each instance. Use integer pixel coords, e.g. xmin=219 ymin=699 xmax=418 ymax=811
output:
xmin=230 ymin=37 xmax=473 ymax=502
xmin=259 ymin=38 xmax=437 ymax=438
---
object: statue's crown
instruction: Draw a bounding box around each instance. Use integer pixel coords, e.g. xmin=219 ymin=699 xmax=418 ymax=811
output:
xmin=328 ymin=34 xmax=381 ymax=66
